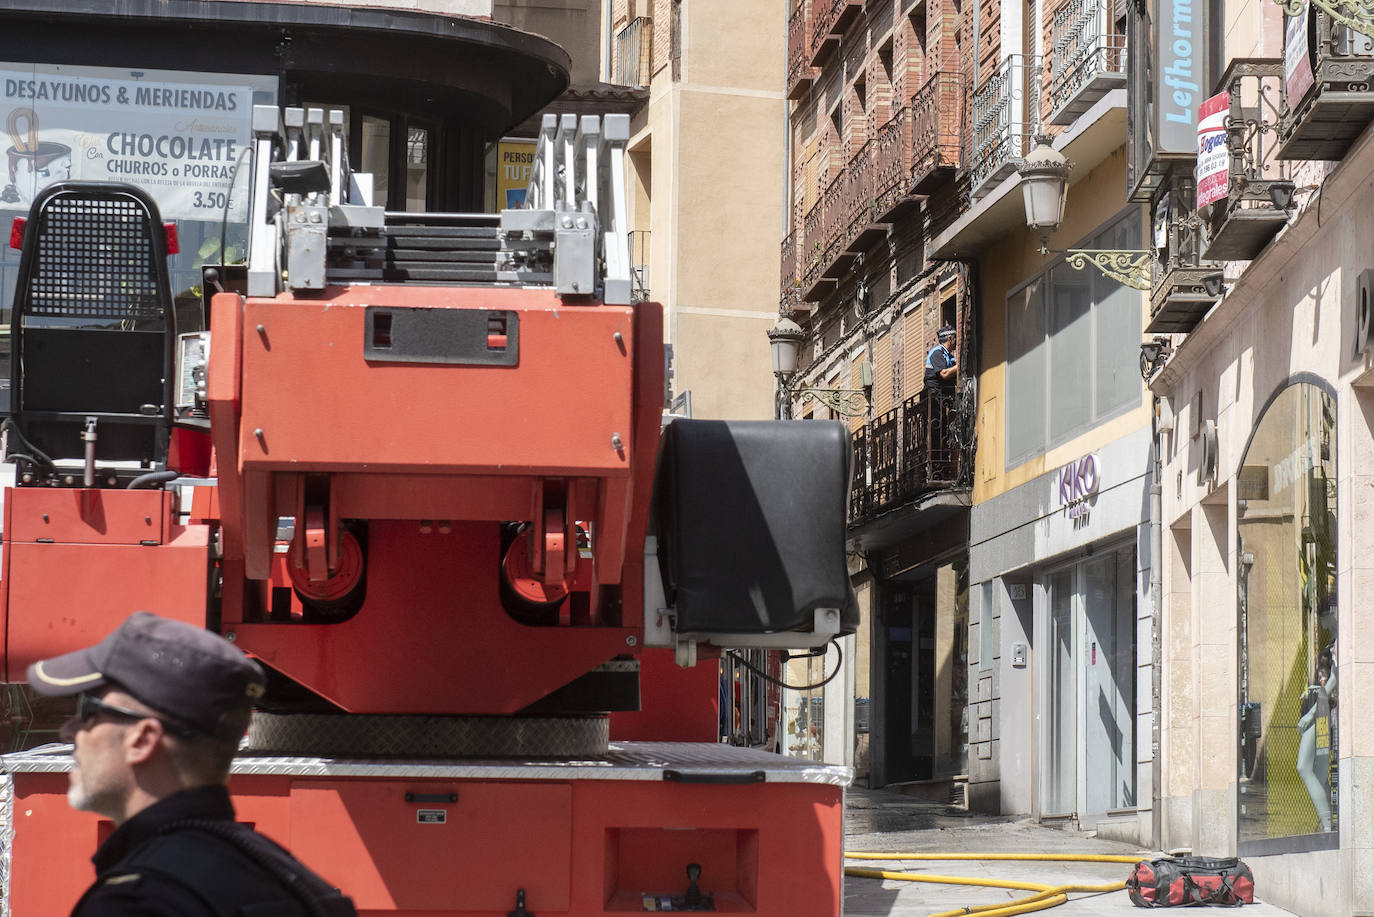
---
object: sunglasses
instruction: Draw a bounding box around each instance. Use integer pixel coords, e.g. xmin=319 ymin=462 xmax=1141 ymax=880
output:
xmin=59 ymin=693 xmax=198 ymax=742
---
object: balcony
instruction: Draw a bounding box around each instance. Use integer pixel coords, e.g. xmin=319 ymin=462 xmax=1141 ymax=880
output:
xmin=1279 ymin=6 xmax=1374 ymax=160
xmin=911 ymin=71 xmax=963 ymax=192
xmin=850 ymin=424 xmax=869 ymax=520
xmin=1202 ymin=59 xmax=1292 ymax=262
xmin=780 ymin=230 xmax=800 ymax=313
xmin=1048 ymin=0 xmax=1125 ymax=125
xmin=823 ymin=144 xmax=873 ymax=269
xmin=801 ymin=193 xmax=827 ymax=292
xmin=849 ymin=389 xmax=969 ymax=524
xmin=799 ymin=147 xmax=870 ymax=298
xmin=793 ymin=108 xmax=920 ymax=300
xmin=873 ymin=106 xmax=915 ymax=221
xmin=613 ymin=17 xmax=652 ymax=87
xmin=1147 ymin=174 xmax=1222 ymax=334
xmin=787 ymin=3 xmax=815 ymax=100
xmin=969 ymin=55 xmax=1041 ymax=198
xmin=808 ymin=0 xmax=863 ymax=67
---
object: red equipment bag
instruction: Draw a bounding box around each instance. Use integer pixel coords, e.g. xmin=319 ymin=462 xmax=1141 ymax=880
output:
xmin=1126 ymin=855 xmax=1255 ymax=907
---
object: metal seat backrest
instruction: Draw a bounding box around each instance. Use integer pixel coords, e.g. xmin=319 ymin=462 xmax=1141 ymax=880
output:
xmin=9 ymin=182 xmax=176 ymax=468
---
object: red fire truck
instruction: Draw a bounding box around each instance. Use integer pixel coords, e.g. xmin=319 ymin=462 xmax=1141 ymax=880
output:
xmin=0 ymin=107 xmax=855 ymax=915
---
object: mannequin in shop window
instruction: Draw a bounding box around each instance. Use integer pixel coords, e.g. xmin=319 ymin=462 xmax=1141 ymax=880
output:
xmin=1296 ymin=644 xmax=1336 ymax=832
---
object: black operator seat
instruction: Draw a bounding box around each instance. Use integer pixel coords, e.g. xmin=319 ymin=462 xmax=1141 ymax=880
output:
xmin=7 ymin=182 xmax=177 ymax=484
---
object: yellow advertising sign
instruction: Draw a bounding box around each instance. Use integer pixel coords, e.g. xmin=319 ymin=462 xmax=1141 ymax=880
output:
xmin=497 ymin=138 xmax=535 ymax=209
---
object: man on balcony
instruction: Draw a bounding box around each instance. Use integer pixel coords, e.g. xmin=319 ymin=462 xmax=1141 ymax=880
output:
xmin=923 ymin=327 xmax=959 ymax=482
xmin=924 ymin=326 xmax=958 ymax=392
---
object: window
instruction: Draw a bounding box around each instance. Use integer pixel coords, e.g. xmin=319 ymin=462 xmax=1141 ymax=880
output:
xmin=1004 ymin=210 xmax=1143 ymax=467
xmin=0 ymin=62 xmax=277 ymax=411
xmin=1237 ymin=380 xmax=1338 ymax=853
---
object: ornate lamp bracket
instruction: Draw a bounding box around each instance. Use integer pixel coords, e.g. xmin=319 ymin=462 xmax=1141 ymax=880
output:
xmin=797 ymin=388 xmax=869 ymax=417
xmin=1275 ymin=0 xmax=1374 ymax=43
xmin=1064 ymin=249 xmax=1153 ymax=291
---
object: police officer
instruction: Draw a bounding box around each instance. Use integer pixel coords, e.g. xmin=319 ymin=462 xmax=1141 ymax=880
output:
xmin=28 ymin=611 xmax=356 ymax=916
xmin=923 ymin=326 xmax=960 ymax=479
xmin=924 ymin=326 xmax=958 ymax=392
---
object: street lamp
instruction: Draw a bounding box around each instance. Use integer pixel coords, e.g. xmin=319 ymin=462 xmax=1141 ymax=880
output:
xmin=767 ymin=314 xmax=870 ymax=419
xmin=1019 ymin=133 xmax=1071 ymax=245
xmin=1015 ymin=135 xmax=1153 ymax=292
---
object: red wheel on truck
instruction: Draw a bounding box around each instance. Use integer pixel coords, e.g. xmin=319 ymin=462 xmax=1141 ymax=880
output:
xmin=291 ymin=528 xmax=364 ymax=608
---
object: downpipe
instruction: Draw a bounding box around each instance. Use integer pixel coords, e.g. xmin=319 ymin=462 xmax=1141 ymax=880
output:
xmin=1150 ymin=398 xmax=1163 ymax=852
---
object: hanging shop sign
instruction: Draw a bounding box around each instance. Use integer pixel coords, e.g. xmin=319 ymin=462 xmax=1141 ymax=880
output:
xmin=1 ymin=62 xmax=275 ymax=222
xmin=1283 ymin=5 xmax=1315 ymax=106
xmin=1058 ymin=454 xmax=1101 ymax=519
xmin=1195 ymin=91 xmax=1230 ymax=210
xmin=1154 ymin=0 xmax=1208 ymax=153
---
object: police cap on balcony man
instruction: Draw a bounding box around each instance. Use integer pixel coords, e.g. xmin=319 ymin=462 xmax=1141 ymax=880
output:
xmin=28 ymin=611 xmax=357 ymax=916
xmin=925 ymin=326 xmax=958 ymax=391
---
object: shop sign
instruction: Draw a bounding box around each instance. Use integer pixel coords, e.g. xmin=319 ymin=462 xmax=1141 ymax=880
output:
xmin=1 ymin=62 xmax=275 ymax=222
xmin=1058 ymin=454 xmax=1100 ymax=519
xmin=496 ymin=137 xmax=535 ymax=209
xmin=1154 ymin=0 xmax=1207 ymax=153
xmin=1195 ymin=92 xmax=1230 ymax=210
xmin=1284 ymin=6 xmax=1315 ymax=105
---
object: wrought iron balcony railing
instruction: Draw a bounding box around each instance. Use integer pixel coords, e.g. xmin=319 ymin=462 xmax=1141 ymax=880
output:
xmin=969 ymin=55 xmax=1041 ymax=198
xmin=1202 ymin=59 xmax=1292 ymax=262
xmin=780 ymin=230 xmax=800 ymax=313
xmin=815 ymin=166 xmax=848 ymax=285
xmin=1048 ymin=0 xmax=1126 ymax=125
xmin=801 ymin=191 xmax=828 ymax=291
xmin=791 ymin=109 xmax=921 ymax=297
xmin=787 ymin=3 xmax=815 ymax=99
xmin=849 ymin=387 xmax=970 ymax=524
xmin=872 ymin=106 xmax=912 ymax=218
xmin=850 ymin=424 xmax=869 ymax=520
xmin=1278 ymin=2 xmax=1374 ymax=159
xmin=1147 ymin=173 xmax=1222 ymax=334
xmin=831 ymin=142 xmax=873 ymax=265
xmin=807 ymin=0 xmax=861 ymax=66
xmin=614 ymin=17 xmax=652 ymax=87
xmin=911 ymin=71 xmax=963 ymax=192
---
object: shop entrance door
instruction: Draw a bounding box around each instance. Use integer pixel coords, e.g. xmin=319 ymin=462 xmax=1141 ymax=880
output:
xmin=1042 ymin=548 xmax=1135 ymax=824
xmin=881 ymin=585 xmax=928 ymax=784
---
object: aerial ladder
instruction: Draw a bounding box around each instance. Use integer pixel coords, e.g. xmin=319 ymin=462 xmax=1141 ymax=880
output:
xmin=0 ymin=105 xmax=856 ymax=916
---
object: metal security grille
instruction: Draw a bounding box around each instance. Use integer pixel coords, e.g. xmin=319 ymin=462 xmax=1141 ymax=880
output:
xmin=24 ymin=194 xmax=164 ymax=323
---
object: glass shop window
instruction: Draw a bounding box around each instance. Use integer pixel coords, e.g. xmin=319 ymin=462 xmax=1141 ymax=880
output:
xmin=1004 ymin=209 xmax=1143 ymax=468
xmin=1237 ymin=381 xmax=1338 ymax=853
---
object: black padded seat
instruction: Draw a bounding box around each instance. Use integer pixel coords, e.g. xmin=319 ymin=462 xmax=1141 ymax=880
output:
xmin=8 ymin=182 xmax=177 ymax=473
xmin=652 ymin=419 xmax=858 ymax=637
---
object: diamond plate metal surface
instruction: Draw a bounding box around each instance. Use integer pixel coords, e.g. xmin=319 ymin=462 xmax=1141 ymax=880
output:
xmin=247 ymin=713 xmax=610 ymax=758
xmin=0 ymin=742 xmax=852 ymax=786
xmin=0 ymin=773 xmax=11 ymax=917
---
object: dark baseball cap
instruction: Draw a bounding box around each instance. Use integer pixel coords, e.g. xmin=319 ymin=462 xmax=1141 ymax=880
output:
xmin=27 ymin=612 xmax=266 ymax=741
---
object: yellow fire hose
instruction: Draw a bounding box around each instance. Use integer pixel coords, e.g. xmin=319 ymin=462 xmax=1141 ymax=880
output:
xmin=844 ymin=851 xmax=1143 ymax=917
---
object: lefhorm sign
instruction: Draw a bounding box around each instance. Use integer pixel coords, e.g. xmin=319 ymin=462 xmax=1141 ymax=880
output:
xmin=1155 ymin=0 xmax=1208 ymax=153
xmin=1058 ymin=454 xmax=1101 ymax=519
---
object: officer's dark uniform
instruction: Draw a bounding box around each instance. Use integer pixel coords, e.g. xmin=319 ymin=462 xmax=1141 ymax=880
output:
xmin=24 ymin=612 xmax=356 ymax=917
xmin=923 ymin=343 xmax=956 ymax=391
xmin=74 ymin=785 xmax=354 ymax=917
xmin=923 ymin=336 xmax=959 ymax=478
